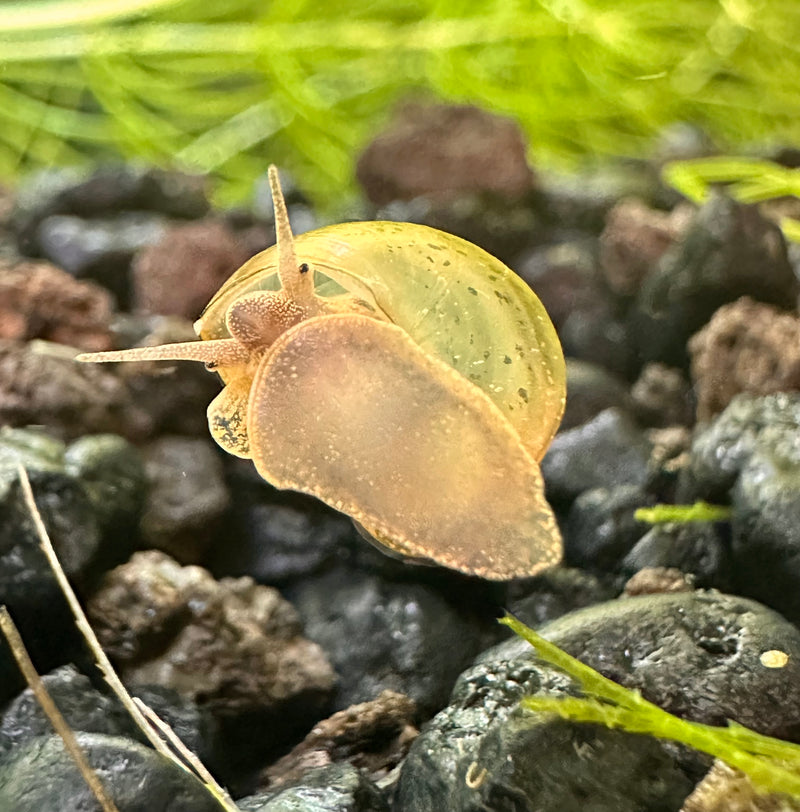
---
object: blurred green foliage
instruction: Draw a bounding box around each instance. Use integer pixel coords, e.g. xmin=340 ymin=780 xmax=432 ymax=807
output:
xmin=502 ymin=614 xmax=800 ymax=801
xmin=3 ymin=0 xmax=800 ymax=209
xmin=665 ymin=156 xmax=800 ymax=241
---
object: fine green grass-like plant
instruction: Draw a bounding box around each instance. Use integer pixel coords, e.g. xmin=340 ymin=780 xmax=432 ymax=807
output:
xmin=665 ymin=156 xmax=800 ymax=242
xmin=502 ymin=614 xmax=800 ymax=801
xmin=5 ymin=0 xmax=800 ymax=209
xmin=634 ymin=500 xmax=732 ymax=525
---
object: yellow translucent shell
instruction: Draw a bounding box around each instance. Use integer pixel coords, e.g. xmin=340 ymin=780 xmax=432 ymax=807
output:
xmin=198 ymin=222 xmax=566 ymax=463
xmin=196 ymin=221 xmax=565 ymax=579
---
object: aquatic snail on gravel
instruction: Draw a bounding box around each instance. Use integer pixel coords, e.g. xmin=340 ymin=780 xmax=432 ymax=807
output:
xmin=78 ymin=166 xmax=566 ymax=580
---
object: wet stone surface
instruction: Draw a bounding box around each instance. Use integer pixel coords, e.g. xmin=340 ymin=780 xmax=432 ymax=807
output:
xmin=0 ymin=428 xmax=145 ymax=701
xmin=542 ymin=408 xmax=652 ymax=507
xmin=239 ymin=763 xmax=390 ymax=812
xmin=395 ymin=654 xmax=693 ymax=812
xmin=630 ymin=193 xmax=799 ymax=370
xmin=288 ymin=566 xmax=496 ymax=717
xmin=487 ymin=590 xmax=800 ymax=737
xmin=0 ymin=732 xmax=223 ymax=812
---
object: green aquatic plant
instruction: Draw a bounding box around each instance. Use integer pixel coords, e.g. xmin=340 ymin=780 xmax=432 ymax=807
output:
xmin=5 ymin=0 xmax=800 ymax=207
xmin=634 ymin=500 xmax=732 ymax=525
xmin=501 ymin=614 xmax=800 ymax=800
xmin=665 ymin=156 xmax=800 ymax=242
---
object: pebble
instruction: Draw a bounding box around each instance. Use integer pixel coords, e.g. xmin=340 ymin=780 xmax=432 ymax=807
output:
xmin=0 ymin=339 xmax=129 ymax=439
xmin=289 ymin=567 xmax=495 ymax=717
xmin=395 ymin=653 xmax=692 ymax=812
xmin=621 ymin=522 xmax=733 ymax=590
xmin=357 ymin=103 xmax=534 ymax=205
xmin=239 ymin=763 xmax=389 ymax=812
xmin=139 ymin=436 xmax=230 ymax=564
xmin=541 ymin=408 xmax=652 ymax=506
xmin=0 ymin=732 xmax=222 ymax=812
xmin=689 ymin=296 xmax=800 ymax=422
xmin=0 ymin=259 xmax=114 ymax=351
xmin=599 ymin=198 xmax=689 ymax=298
xmin=563 ymin=484 xmax=654 ymax=571
xmin=207 ymin=457 xmax=354 ymax=584
xmin=132 ymin=219 xmax=254 ymax=318
xmin=561 ymin=359 xmax=634 ymax=431
xmin=36 ymin=212 xmax=167 ymax=306
xmin=631 ymin=362 xmax=694 ymax=427
xmin=489 ymin=590 xmax=800 ymax=735
xmin=0 ymin=428 xmax=144 ymax=702
xmin=86 ymin=551 xmax=335 ymax=717
xmin=630 ymin=192 xmax=799 ymax=369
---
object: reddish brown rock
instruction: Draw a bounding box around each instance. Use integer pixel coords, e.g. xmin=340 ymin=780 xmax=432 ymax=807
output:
xmin=261 ymin=690 xmax=417 ymax=789
xmin=689 ymin=297 xmax=800 ymax=422
xmin=599 ymin=199 xmax=690 ymax=297
xmin=132 ymin=219 xmax=253 ymax=318
xmin=356 ymin=103 xmax=534 ymax=205
xmin=0 ymin=260 xmax=114 ymax=351
xmin=87 ymin=551 xmax=335 ymax=715
xmin=623 ymin=567 xmax=694 ymax=597
xmin=0 ymin=339 xmax=128 ymax=439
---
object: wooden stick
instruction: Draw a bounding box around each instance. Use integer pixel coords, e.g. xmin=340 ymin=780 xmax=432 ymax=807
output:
xmin=16 ymin=463 xmax=239 ymax=812
xmin=0 ymin=606 xmax=120 ymax=812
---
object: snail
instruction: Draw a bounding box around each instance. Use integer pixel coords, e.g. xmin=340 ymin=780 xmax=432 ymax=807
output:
xmin=78 ymin=166 xmax=566 ymax=580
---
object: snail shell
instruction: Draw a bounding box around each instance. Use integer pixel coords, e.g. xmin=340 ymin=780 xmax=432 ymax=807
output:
xmin=79 ymin=167 xmax=566 ymax=580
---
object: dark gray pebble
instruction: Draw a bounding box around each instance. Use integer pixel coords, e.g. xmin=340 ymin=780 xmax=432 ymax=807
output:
xmin=12 ymin=165 xmax=208 ymax=251
xmin=140 ymin=436 xmax=230 ymax=564
xmin=630 ymin=193 xmax=798 ymax=369
xmin=507 ymin=567 xmax=619 ymax=628
xmin=488 ymin=590 xmax=800 ymax=736
xmin=0 ymin=429 xmax=144 ymax=700
xmin=541 ymin=408 xmax=652 ymax=506
xmin=208 ymin=459 xmax=354 ymax=583
xmin=680 ymin=393 xmax=800 ymax=623
xmin=290 ymin=567 xmax=493 ymax=717
xmin=0 ymin=732 xmax=222 ymax=812
xmin=397 ymin=589 xmax=800 ymax=810
xmin=239 ymin=763 xmax=388 ymax=812
xmin=395 ymin=656 xmax=692 ymax=812
xmin=515 ymin=240 xmax=602 ymax=331
xmin=37 ymin=212 xmax=166 ymax=306
xmin=0 ymin=665 xmax=134 ymax=760
xmin=563 ymin=484 xmax=654 ymax=571
xmin=621 ymin=522 xmax=733 ymax=590
xmin=561 ymin=359 xmax=634 ymax=431
xmin=0 ymin=665 xmax=213 ymax=767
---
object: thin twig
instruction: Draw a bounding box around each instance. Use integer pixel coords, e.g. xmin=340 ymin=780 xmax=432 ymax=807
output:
xmin=0 ymin=606 xmax=120 ymax=812
xmin=134 ymin=698 xmax=228 ymax=795
xmin=16 ymin=463 xmax=240 ymax=812
xmin=16 ymin=464 xmax=172 ymax=760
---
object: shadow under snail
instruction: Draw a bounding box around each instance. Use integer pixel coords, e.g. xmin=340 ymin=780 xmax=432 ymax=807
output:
xmin=79 ymin=166 xmax=566 ymax=580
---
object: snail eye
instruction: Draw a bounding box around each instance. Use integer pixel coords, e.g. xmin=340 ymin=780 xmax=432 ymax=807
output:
xmin=299 ymin=263 xmax=310 ymax=274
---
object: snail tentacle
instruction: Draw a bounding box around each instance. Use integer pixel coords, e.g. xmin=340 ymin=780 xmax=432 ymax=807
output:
xmin=267 ymin=165 xmax=315 ymax=304
xmin=76 ymin=338 xmax=249 ymax=367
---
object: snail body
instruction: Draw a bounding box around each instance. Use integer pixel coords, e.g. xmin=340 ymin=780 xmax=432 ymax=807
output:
xmin=80 ymin=167 xmax=565 ymax=580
